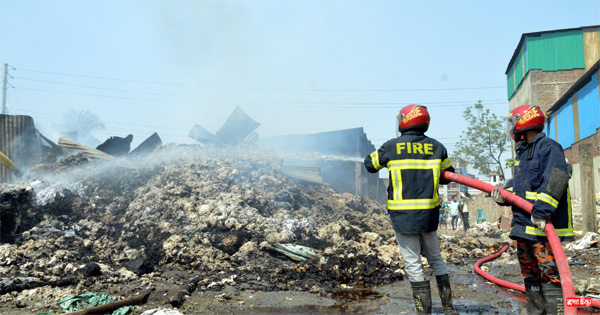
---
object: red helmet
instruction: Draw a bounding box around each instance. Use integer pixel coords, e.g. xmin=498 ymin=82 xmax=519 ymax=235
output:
xmin=396 ymin=104 xmax=430 ymax=135
xmin=506 ymin=105 xmax=545 ymax=141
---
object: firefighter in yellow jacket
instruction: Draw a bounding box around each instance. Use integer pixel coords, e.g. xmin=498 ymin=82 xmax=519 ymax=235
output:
xmin=364 ymin=104 xmax=457 ymax=315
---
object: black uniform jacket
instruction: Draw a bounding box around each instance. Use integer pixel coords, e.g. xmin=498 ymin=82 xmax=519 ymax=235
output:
xmin=504 ymin=132 xmax=574 ymax=242
xmin=364 ymin=130 xmax=454 ymax=233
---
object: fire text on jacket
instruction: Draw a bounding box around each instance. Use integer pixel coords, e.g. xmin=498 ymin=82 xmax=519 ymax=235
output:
xmin=396 ymin=142 xmax=434 ymax=155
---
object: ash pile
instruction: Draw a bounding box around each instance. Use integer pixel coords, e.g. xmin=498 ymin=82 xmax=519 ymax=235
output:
xmin=1 ymin=108 xmax=496 ymax=307
xmin=1 ymin=145 xmax=411 ymax=303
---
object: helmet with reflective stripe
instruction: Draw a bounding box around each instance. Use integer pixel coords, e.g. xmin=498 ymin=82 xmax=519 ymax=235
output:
xmin=506 ymin=105 xmax=545 ymax=141
xmin=397 ymin=104 xmax=430 ymax=135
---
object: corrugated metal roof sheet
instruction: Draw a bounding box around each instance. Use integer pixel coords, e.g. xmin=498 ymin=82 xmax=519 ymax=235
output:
xmin=188 ymin=124 xmax=220 ymax=144
xmin=215 ymin=106 xmax=260 ymax=144
xmin=505 ymin=25 xmax=599 ymax=74
xmin=258 ymin=127 xmax=380 ymax=198
xmin=258 ymin=127 xmax=376 ymax=157
xmin=281 ymin=165 xmax=324 ymax=184
xmin=243 ymin=131 xmax=259 ymax=144
xmin=1 ymin=115 xmax=37 ymax=182
xmin=130 ymin=132 xmax=162 ymax=156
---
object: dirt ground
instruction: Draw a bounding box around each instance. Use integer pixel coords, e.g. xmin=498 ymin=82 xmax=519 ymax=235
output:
xmin=0 ymin=240 xmax=525 ymax=315
xmin=2 ymin=145 xmax=600 ymax=314
xmin=2 ymin=231 xmax=600 ymax=315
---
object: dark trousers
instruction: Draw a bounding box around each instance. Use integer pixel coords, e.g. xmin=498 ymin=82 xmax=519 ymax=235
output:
xmin=451 ymin=215 xmax=458 ymax=230
xmin=462 ymin=213 xmax=470 ymax=231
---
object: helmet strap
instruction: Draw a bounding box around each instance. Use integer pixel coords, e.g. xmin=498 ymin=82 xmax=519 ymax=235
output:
xmin=514 ymin=131 xmax=526 ymax=143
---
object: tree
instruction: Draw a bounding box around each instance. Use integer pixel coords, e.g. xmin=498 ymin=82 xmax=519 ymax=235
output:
xmin=60 ymin=108 xmax=106 ymax=147
xmin=454 ymin=101 xmax=509 ymax=179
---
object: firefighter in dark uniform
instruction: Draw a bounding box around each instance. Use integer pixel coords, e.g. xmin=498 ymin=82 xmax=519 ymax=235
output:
xmin=492 ymin=105 xmax=573 ymax=315
xmin=364 ymin=104 xmax=458 ymax=315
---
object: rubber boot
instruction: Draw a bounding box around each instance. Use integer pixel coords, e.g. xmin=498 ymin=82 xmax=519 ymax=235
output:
xmin=435 ymin=274 xmax=459 ymax=315
xmin=524 ymin=279 xmax=546 ymax=315
xmin=542 ymin=282 xmax=564 ymax=315
xmin=410 ymin=280 xmax=432 ymax=314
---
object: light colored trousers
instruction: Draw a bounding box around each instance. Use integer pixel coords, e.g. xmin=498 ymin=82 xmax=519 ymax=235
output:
xmin=395 ymin=230 xmax=448 ymax=282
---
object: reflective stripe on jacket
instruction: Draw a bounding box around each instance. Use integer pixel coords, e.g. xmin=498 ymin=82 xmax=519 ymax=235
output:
xmin=504 ymin=132 xmax=574 ymax=242
xmin=364 ymin=130 xmax=454 ymax=233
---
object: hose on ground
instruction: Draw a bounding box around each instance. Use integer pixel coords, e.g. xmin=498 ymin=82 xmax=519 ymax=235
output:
xmin=441 ymin=171 xmax=599 ymax=313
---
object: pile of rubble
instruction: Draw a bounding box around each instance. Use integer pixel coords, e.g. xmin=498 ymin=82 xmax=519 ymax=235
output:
xmin=1 ymin=145 xmax=497 ymax=305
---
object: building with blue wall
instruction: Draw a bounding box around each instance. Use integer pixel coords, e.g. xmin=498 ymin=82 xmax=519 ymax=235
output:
xmin=545 ymin=60 xmax=600 ymax=199
xmin=506 ymin=25 xmax=600 ymax=199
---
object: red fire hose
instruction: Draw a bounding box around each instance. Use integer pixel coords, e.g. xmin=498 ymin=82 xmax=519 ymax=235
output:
xmin=441 ymin=171 xmax=600 ymax=313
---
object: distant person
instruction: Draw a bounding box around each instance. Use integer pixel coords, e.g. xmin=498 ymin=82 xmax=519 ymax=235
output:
xmin=364 ymin=104 xmax=458 ymax=314
xmin=459 ymin=198 xmax=470 ymax=232
xmin=439 ymin=200 xmax=448 ymax=230
xmin=449 ymin=197 xmax=459 ymax=231
xmin=491 ymin=105 xmax=573 ymax=314
xmin=456 ymin=198 xmax=463 ymax=228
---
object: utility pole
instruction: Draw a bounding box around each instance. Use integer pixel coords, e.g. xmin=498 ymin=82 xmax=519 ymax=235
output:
xmin=580 ymin=143 xmax=597 ymax=233
xmin=1 ymin=63 xmax=7 ymax=115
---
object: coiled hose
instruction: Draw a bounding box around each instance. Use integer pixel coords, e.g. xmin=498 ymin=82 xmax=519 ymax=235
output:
xmin=441 ymin=171 xmax=600 ymax=314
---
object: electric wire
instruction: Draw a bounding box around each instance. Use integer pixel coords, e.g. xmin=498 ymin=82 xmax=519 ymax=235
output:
xmin=6 ymin=66 xmax=508 ymax=150
xmin=11 ymin=108 xmax=187 ymax=132
xmin=8 ymin=66 xmax=509 ymax=112
xmin=13 ymin=86 xmax=508 ymax=108
xmin=15 ymin=67 xmax=505 ymax=92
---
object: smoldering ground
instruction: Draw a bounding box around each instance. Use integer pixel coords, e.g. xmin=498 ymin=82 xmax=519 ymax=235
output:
xmin=0 ymin=144 xmax=540 ymax=314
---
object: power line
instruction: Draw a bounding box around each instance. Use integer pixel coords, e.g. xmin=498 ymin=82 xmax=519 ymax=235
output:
xmin=11 ymin=107 xmax=189 ymax=133
xmin=16 ymin=87 xmax=179 ymax=103
xmin=103 ymin=121 xmax=187 ymax=131
xmin=16 ymin=77 xmax=506 ymax=106
xmin=15 ymin=86 xmax=507 ymax=108
xmin=14 ymin=77 xmax=191 ymax=98
xmin=15 ymin=67 xmax=505 ymax=92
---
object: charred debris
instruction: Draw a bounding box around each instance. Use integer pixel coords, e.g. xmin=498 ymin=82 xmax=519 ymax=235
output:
xmin=0 ymin=108 xmax=496 ymax=306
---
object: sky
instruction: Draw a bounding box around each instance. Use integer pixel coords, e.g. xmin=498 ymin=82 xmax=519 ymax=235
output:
xmin=1 ymin=0 xmax=599 ymax=176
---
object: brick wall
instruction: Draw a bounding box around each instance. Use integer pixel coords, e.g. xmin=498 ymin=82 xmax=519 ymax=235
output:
xmin=531 ymin=69 xmax=587 ymax=113
xmin=563 ymin=128 xmax=600 ymax=200
xmin=469 ymin=191 xmax=512 ymax=229
xmin=563 ymin=128 xmax=600 ymax=164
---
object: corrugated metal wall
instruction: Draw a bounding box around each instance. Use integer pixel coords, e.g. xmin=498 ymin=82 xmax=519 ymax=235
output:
xmin=547 ymin=114 xmax=556 ymax=141
xmin=507 ymin=65 xmax=515 ymax=99
xmin=556 ymin=99 xmax=575 ymax=149
xmin=0 ymin=115 xmax=37 ymax=182
xmin=258 ymin=128 xmax=386 ymax=203
xmin=514 ymin=47 xmax=525 ymax=91
xmin=577 ymin=72 xmax=600 ymax=140
xmin=507 ymin=29 xmax=588 ymax=99
xmin=528 ymin=29 xmax=585 ymax=71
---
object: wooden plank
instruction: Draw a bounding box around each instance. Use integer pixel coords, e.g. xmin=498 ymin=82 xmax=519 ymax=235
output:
xmin=0 ymin=150 xmax=20 ymax=175
xmin=58 ymin=136 xmax=115 ymax=160
xmin=583 ymin=27 xmax=600 ymax=70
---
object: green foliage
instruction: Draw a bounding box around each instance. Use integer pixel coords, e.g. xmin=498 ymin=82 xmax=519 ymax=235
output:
xmin=454 ymin=101 xmax=509 ymax=179
xmin=505 ymin=158 xmax=516 ymax=168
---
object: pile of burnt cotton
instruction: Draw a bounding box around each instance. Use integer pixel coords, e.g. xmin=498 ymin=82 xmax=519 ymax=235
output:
xmin=1 ymin=145 xmax=493 ymax=303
